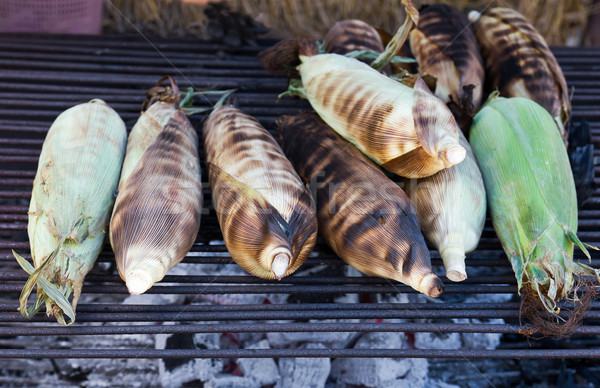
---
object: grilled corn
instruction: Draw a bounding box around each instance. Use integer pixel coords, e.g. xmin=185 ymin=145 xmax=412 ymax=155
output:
xmin=409 ymin=4 xmax=485 ymax=109
xmin=203 ymin=106 xmax=317 ymax=279
xmin=470 ymin=7 xmax=570 ymax=142
xmin=110 ymin=79 xmax=202 ymax=295
xmin=278 ymin=113 xmax=444 ymax=297
xmin=261 ymin=40 xmax=465 ymax=178
xmin=13 ymin=100 xmax=127 ymax=325
xmin=401 ymin=129 xmax=486 ymax=282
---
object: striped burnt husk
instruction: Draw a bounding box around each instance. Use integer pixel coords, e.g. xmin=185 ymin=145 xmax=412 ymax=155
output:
xmin=278 ymin=112 xmax=444 ymax=298
xmin=203 ymin=105 xmax=317 ymax=280
xmin=260 ymin=37 xmax=465 ymax=179
xmin=118 ymin=101 xmax=178 ymax=191
xmin=324 ymin=19 xmax=385 ymax=55
xmin=323 ymin=19 xmax=391 ymax=73
xmin=470 ymin=7 xmax=570 ymax=142
xmin=298 ymin=53 xmax=465 ymax=178
xmin=409 ymin=4 xmax=485 ymax=109
xmin=110 ymin=110 xmax=202 ymax=295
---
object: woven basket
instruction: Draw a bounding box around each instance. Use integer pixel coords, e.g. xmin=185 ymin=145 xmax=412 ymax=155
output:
xmin=0 ymin=0 xmax=103 ymax=34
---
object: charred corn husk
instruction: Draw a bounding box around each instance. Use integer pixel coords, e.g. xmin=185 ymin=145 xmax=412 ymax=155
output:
xmin=469 ymin=96 xmax=599 ymax=314
xmin=203 ymin=106 xmax=317 ymax=280
xmin=301 ymin=54 xmax=464 ymax=178
xmin=324 ymin=19 xmax=385 ymax=55
xmin=110 ymin=81 xmax=202 ymax=295
xmin=323 ymin=19 xmax=390 ymax=72
xmin=13 ymin=100 xmax=126 ymax=325
xmin=470 ymin=7 xmax=570 ymax=142
xmin=262 ymin=39 xmax=465 ymax=178
xmin=118 ymin=102 xmax=174 ymax=190
xmin=401 ymin=130 xmax=486 ymax=282
xmin=409 ymin=4 xmax=485 ymax=109
xmin=278 ymin=113 xmax=444 ymax=297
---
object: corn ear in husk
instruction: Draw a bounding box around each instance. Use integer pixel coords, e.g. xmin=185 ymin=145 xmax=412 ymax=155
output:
xmin=409 ymin=4 xmax=485 ymax=110
xmin=110 ymin=82 xmax=202 ymax=295
xmin=469 ymin=8 xmax=570 ymax=142
xmin=401 ymin=130 xmax=486 ymax=282
xmin=296 ymin=52 xmax=465 ymax=178
xmin=278 ymin=113 xmax=444 ymax=297
xmin=203 ymin=106 xmax=317 ymax=280
xmin=469 ymin=96 xmax=599 ymax=315
xmin=14 ymin=100 xmax=127 ymax=325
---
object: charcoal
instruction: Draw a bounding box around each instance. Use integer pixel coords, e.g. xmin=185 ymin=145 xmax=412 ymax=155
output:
xmin=331 ymin=332 xmax=428 ymax=388
xmin=276 ymin=343 xmax=331 ymax=388
xmin=238 ymin=340 xmax=280 ymax=386
xmin=204 ymin=375 xmax=261 ymax=388
xmin=155 ymin=332 xmax=222 ymax=388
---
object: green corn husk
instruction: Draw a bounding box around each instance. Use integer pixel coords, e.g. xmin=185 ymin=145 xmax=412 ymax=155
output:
xmin=14 ymin=99 xmax=127 ymax=325
xmin=469 ymin=95 xmax=599 ymax=316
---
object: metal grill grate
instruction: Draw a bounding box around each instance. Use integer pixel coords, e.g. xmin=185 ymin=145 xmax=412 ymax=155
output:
xmin=1 ymin=33 xmax=600 ymax=360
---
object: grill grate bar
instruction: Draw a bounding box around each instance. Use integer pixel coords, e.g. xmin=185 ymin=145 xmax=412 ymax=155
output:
xmin=1 ymin=348 xmax=599 ymax=359
xmin=0 ymin=302 xmax=550 ymax=312
xmin=1 ymin=322 xmax=599 ymax=337
xmin=1 ymin=309 xmax=598 ymax=322
xmin=0 ymin=283 xmax=522 ymax=295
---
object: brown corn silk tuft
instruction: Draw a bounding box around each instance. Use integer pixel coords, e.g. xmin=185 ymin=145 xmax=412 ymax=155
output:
xmin=409 ymin=4 xmax=485 ymax=111
xmin=520 ymin=277 xmax=598 ymax=337
xmin=110 ymin=109 xmax=202 ymax=295
xmin=471 ymin=7 xmax=571 ymax=142
xmin=277 ymin=113 xmax=444 ymax=297
xmin=203 ymin=106 xmax=317 ymax=280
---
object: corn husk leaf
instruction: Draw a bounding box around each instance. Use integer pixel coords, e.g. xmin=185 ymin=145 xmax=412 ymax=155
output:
xmin=15 ymin=99 xmax=126 ymax=325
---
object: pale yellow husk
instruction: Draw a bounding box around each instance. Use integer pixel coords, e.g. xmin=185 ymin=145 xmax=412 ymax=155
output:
xmin=16 ymin=99 xmax=126 ymax=325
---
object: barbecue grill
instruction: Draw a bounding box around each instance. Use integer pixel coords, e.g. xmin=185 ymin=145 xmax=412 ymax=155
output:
xmin=1 ymin=33 xmax=600 ymax=372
